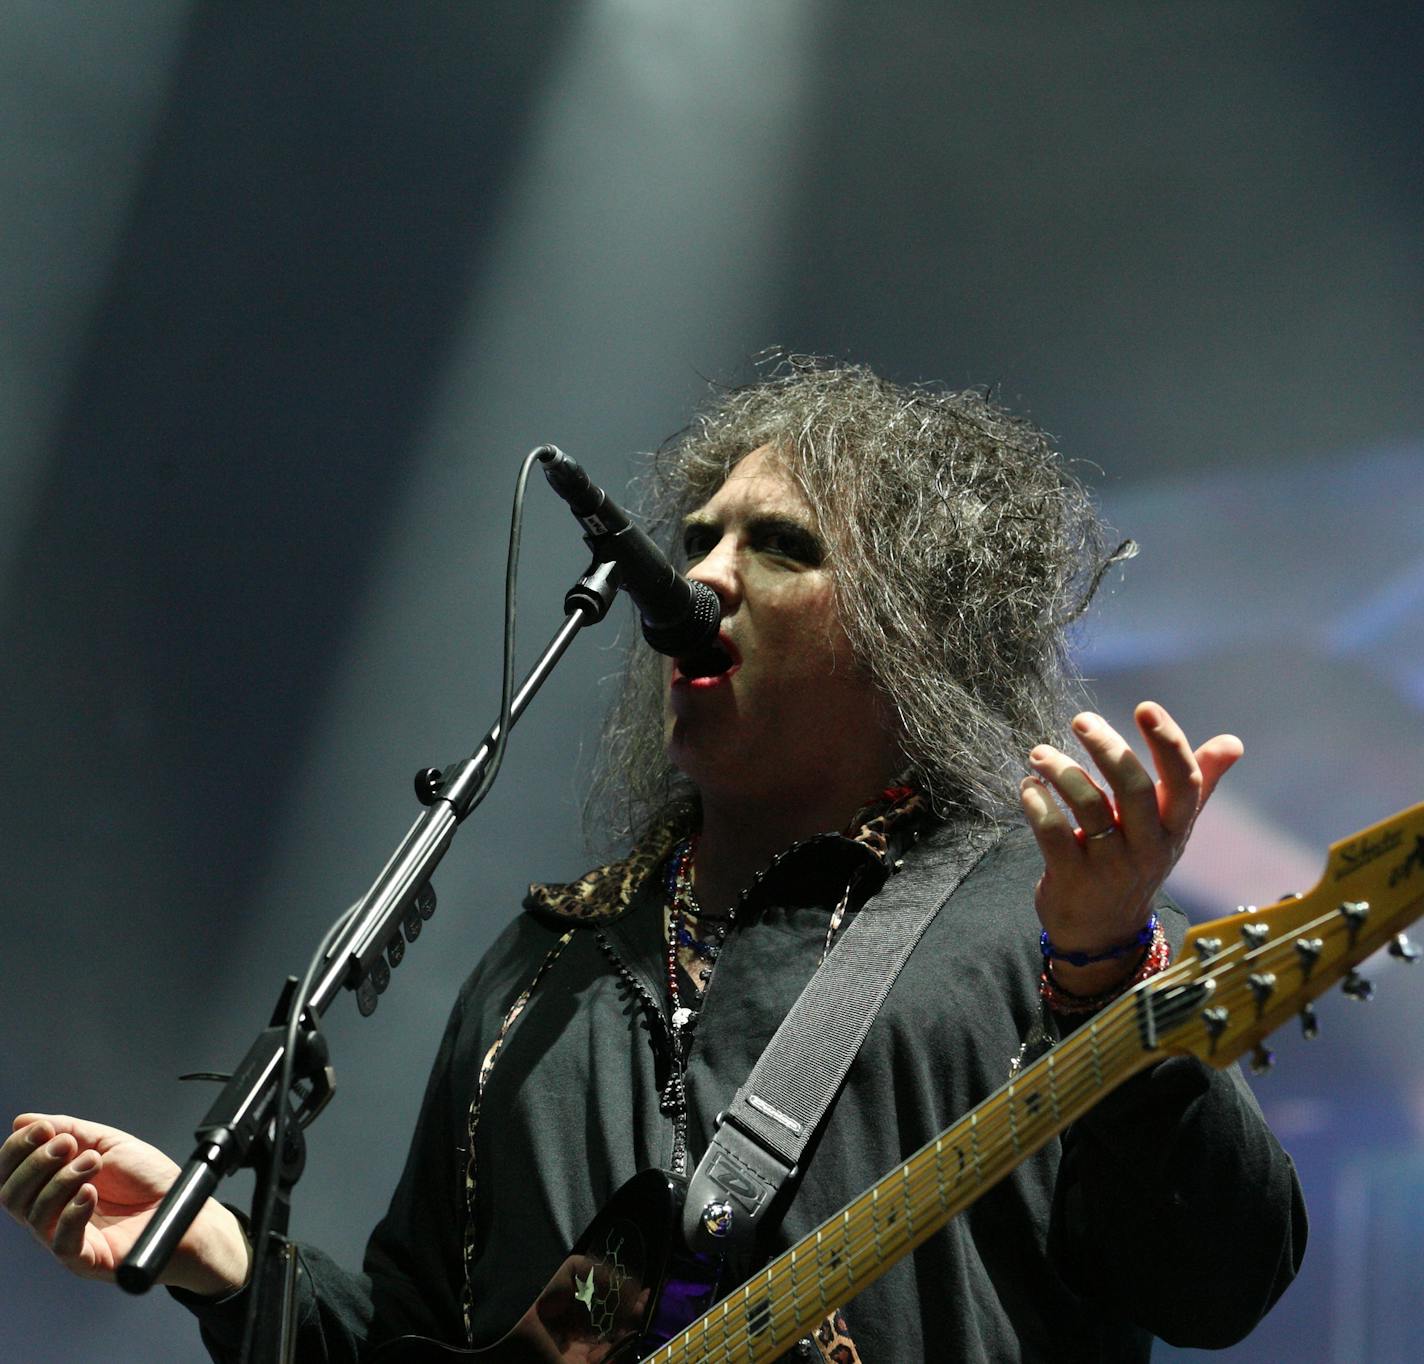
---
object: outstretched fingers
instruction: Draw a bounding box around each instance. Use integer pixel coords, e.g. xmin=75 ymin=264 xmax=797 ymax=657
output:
xmin=1135 ymin=702 xmax=1242 ymax=837
xmin=1024 ymin=706 xmax=1242 ymax=859
xmin=1019 ymin=773 xmax=1079 ymax=861
xmin=1194 ymin=731 xmax=1245 ymax=804
xmin=1026 ymin=741 xmax=1116 ymax=841
xmin=1 ymin=1121 xmax=65 ymax=1216
xmin=1069 ymin=712 xmax=1159 ymax=842
xmin=1027 ymin=710 xmax=1166 ymax=850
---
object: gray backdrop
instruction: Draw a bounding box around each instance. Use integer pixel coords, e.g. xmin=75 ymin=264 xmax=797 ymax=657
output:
xmin=2 ymin=3 xmax=1421 ymax=1360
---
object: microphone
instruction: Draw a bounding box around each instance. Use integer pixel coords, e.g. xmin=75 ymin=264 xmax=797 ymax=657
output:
xmin=538 ymin=446 xmax=721 ymax=656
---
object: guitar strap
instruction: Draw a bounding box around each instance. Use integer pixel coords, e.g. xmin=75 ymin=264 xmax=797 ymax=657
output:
xmin=681 ymin=819 xmax=1001 ymax=1255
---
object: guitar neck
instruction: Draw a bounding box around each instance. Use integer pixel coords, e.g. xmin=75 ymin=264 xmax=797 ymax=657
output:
xmin=646 ymin=799 xmax=1424 ymax=1362
xmin=647 ymin=989 xmax=1157 ymax=1363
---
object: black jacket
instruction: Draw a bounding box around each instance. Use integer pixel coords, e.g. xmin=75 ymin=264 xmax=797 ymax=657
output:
xmin=185 ymin=821 xmax=1306 ymax=1361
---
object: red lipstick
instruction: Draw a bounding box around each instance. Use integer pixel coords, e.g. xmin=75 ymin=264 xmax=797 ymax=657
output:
xmin=671 ymin=632 xmax=741 ymax=689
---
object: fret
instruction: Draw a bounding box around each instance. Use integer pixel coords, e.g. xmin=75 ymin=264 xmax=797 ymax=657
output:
xmin=933 ymin=1135 xmax=948 ymax=1209
xmin=946 ymin=1133 xmax=970 ymax=1192
xmin=815 ymin=1220 xmax=845 ymax=1290
xmin=816 ymin=1237 xmax=831 ymax=1307
xmin=1006 ymin=1082 xmax=1020 ymax=1152
xmin=1089 ymin=1018 xmax=1103 ymax=1088
xmin=786 ymin=1241 xmax=820 ymax=1332
xmin=741 ymin=1276 xmax=772 ymax=1353
xmin=785 ymin=1245 xmax=802 ymax=1324
xmin=811 ymin=1227 xmax=831 ymax=1307
xmin=1047 ymin=1049 xmax=1060 ymax=1123
xmin=759 ymin=1265 xmax=786 ymax=1354
xmin=969 ymin=1110 xmax=982 ymax=1183
xmin=901 ymin=1161 xmax=915 ymax=1239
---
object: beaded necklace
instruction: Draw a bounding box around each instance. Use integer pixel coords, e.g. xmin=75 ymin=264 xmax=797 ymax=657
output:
xmin=661 ymin=836 xmax=734 ymax=1173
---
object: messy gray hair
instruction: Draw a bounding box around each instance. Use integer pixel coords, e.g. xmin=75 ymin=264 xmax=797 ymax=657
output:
xmin=588 ymin=355 xmax=1126 ymax=847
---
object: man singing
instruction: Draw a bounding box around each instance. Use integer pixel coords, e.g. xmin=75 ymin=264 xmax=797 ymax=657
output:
xmin=3 ymin=357 xmax=1305 ymax=1360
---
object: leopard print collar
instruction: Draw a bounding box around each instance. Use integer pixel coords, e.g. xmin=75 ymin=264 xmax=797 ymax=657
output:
xmin=525 ymin=784 xmax=932 ymax=925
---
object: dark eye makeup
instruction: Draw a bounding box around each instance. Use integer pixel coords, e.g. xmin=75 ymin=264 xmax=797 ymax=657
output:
xmin=753 ymin=518 xmax=824 ymax=565
xmin=680 ymin=515 xmax=824 ymax=567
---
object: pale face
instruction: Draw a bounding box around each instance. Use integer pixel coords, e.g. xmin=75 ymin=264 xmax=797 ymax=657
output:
xmin=664 ymin=446 xmax=901 ymax=819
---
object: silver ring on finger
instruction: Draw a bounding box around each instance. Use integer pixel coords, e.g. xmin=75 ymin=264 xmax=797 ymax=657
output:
xmin=1083 ymin=823 xmax=1119 ymax=841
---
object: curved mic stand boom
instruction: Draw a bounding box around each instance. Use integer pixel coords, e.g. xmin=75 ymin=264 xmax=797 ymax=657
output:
xmin=115 ymin=555 xmax=622 ymax=1364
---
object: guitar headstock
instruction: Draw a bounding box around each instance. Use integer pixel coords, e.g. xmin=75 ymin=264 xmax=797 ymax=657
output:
xmin=1141 ymin=802 xmax=1424 ymax=1071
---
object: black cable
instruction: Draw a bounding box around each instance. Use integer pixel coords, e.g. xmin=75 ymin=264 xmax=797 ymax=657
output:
xmin=463 ymin=445 xmax=539 ymax=813
xmin=235 ymin=446 xmax=538 ymax=1363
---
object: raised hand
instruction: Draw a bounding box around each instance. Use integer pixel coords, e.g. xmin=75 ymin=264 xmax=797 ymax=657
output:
xmin=1 ymin=1113 xmax=250 ymax=1297
xmin=1019 ymin=701 xmax=1242 ymax=995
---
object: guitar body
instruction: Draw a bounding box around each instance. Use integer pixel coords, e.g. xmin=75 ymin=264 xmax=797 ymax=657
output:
xmin=372 ymin=1170 xmax=725 ymax=1363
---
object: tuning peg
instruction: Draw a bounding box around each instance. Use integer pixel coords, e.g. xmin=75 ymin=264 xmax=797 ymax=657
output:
xmin=1195 ymin=936 xmax=1223 ymax=963
xmin=1241 ymin=922 xmax=1270 ymax=950
xmin=1299 ymin=1004 xmax=1319 ymax=1039
xmin=1341 ymin=970 xmax=1375 ymax=1002
xmin=1249 ymin=1044 xmax=1276 ymax=1075
xmin=1247 ymin=971 xmax=1278 ymax=1005
xmin=1294 ymin=937 xmax=1324 ymax=979
xmin=1388 ymin=933 xmax=1422 ymax=964
xmin=1201 ymin=1005 xmax=1230 ymax=1040
xmin=1338 ymin=900 xmax=1370 ymax=941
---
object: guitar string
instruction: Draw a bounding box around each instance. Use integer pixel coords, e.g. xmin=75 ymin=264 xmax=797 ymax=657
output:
xmin=673 ymin=898 xmax=1398 ymax=1362
xmin=722 ymin=911 xmax=1344 ymax=1344
xmin=738 ymin=874 xmax=1422 ymax=1359
xmin=654 ymin=946 xmax=1264 ymax=1364
xmin=661 ymin=1022 xmax=1197 ymax=1359
xmin=668 ymin=960 xmax=1176 ymax=1358
xmin=651 ymin=990 xmax=1167 ymax=1363
xmin=667 ymin=1036 xmax=1213 ymax=1361
xmin=650 ymin=906 xmax=1371 ymax=1362
xmin=667 ymin=1018 xmax=1158 ymax=1364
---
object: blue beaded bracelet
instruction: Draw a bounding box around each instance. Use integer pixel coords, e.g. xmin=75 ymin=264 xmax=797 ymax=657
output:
xmin=1040 ymin=912 xmax=1158 ymax=968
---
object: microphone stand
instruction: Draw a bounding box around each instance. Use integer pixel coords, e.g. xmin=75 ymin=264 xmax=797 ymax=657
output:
xmin=117 ymin=557 xmax=621 ymax=1364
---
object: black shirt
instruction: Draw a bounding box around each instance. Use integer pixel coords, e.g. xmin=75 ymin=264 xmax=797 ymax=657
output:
xmin=184 ymin=821 xmax=1306 ymax=1361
